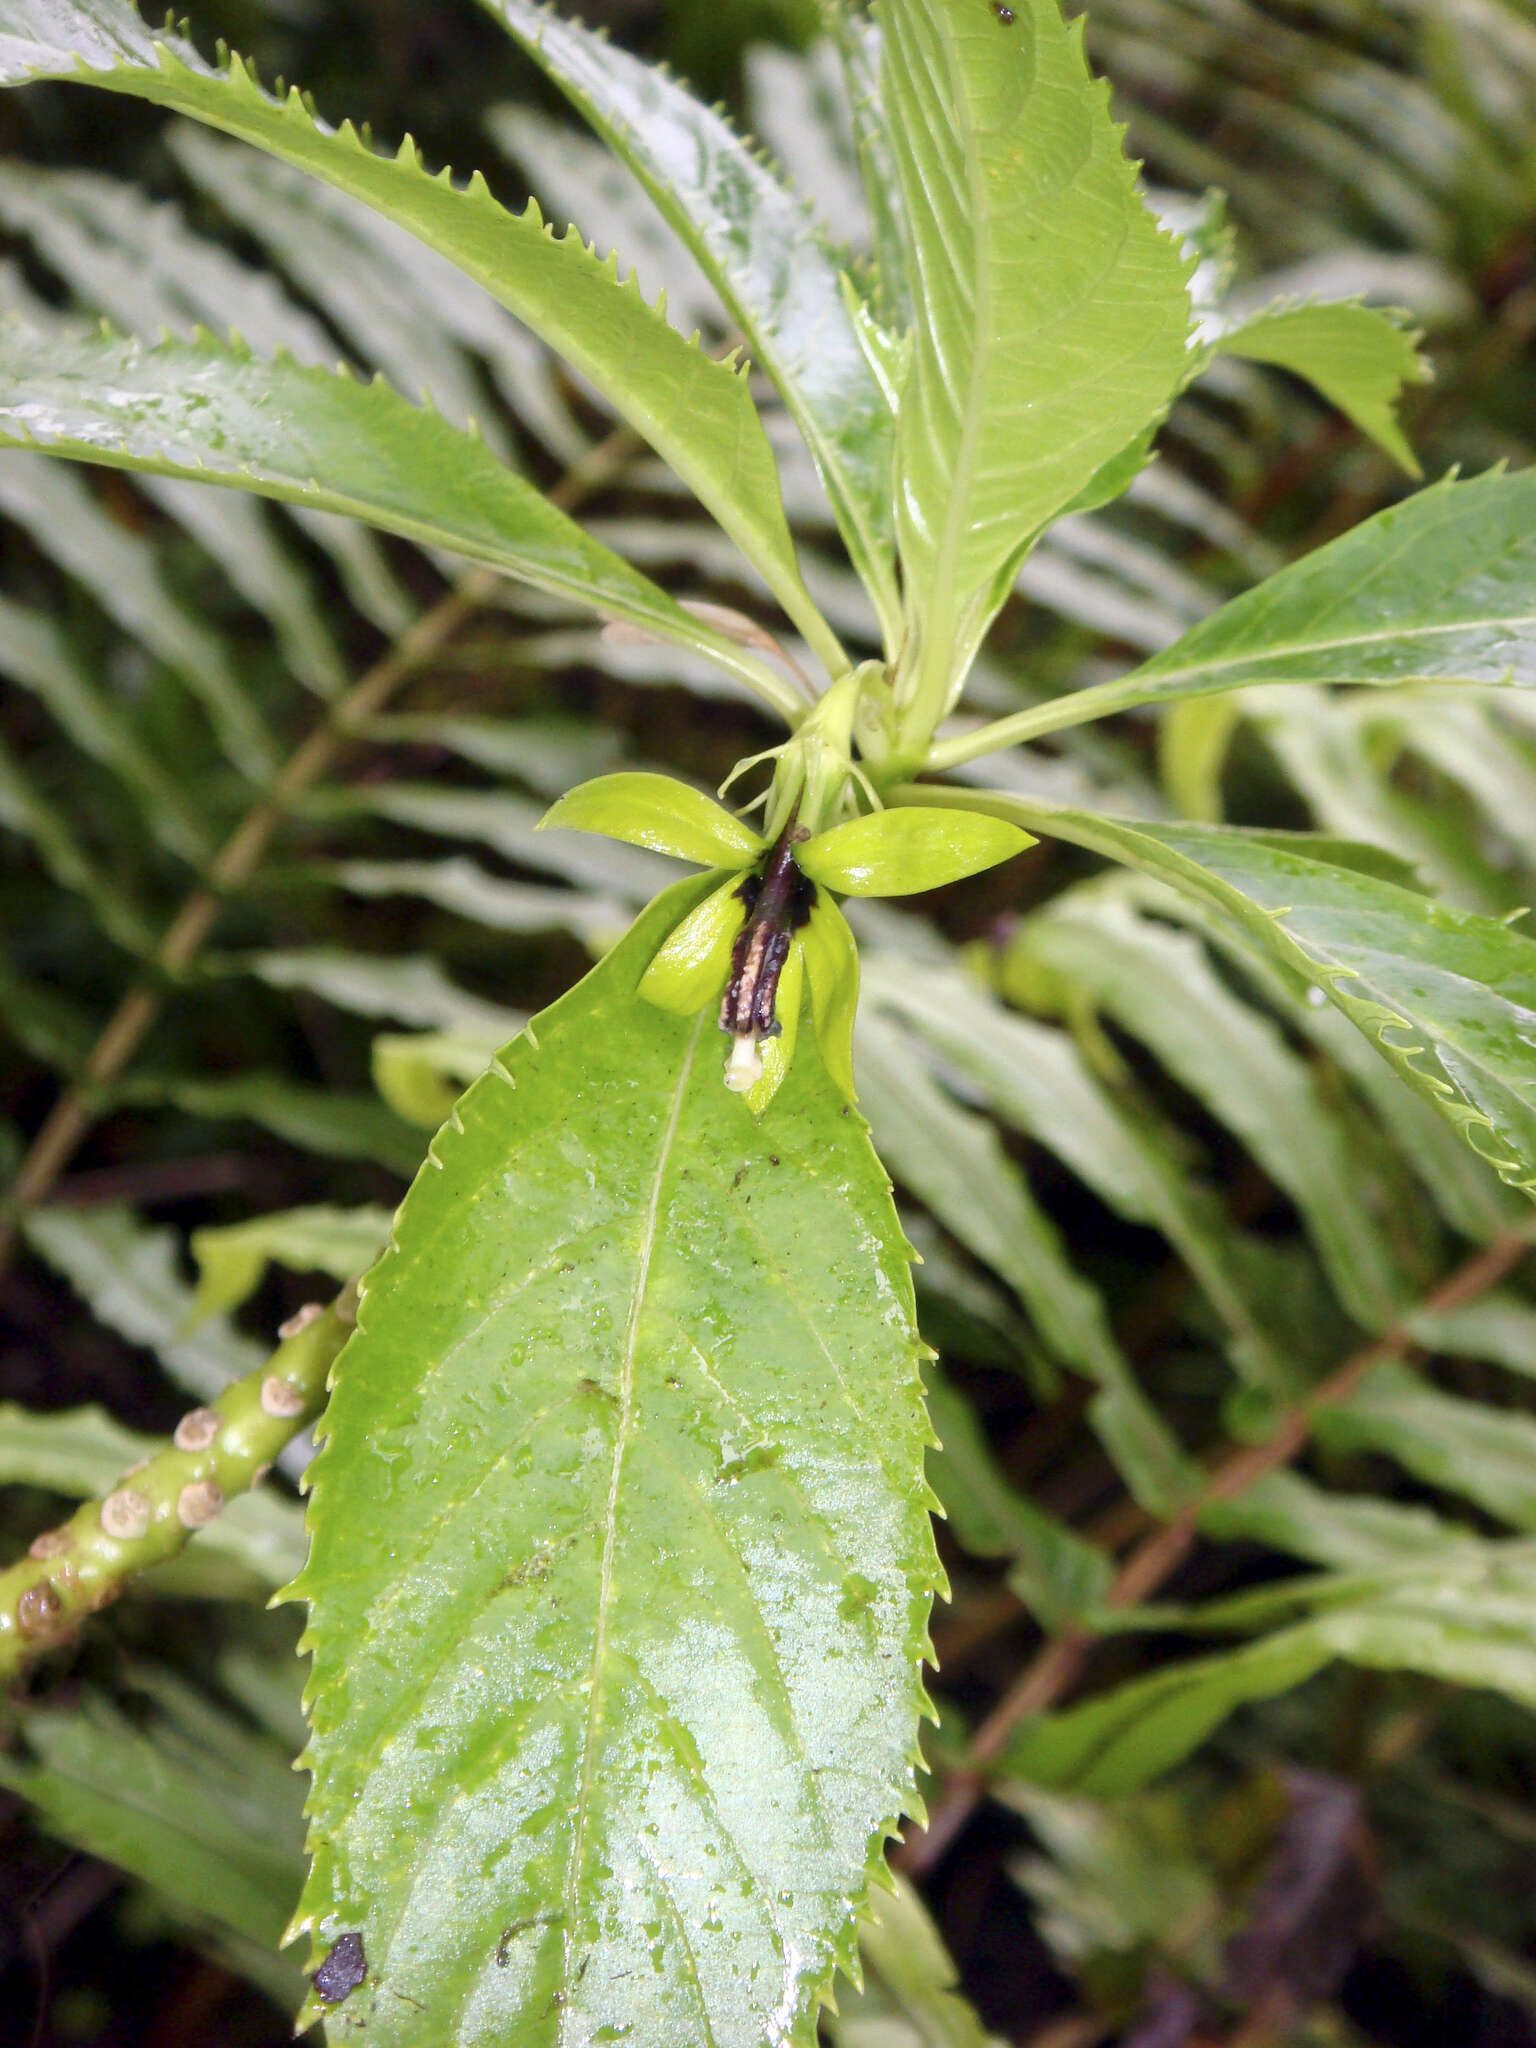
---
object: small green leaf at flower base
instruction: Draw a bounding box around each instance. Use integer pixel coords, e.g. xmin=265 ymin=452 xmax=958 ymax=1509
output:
xmin=798 ymin=807 xmax=1033 ymax=896
xmin=539 ymin=771 xmax=763 ymax=869
xmin=802 ymin=898 xmax=860 ymax=1101
xmin=638 ymin=875 xmax=745 ymax=1016
xmin=744 ymin=938 xmax=805 ymax=1117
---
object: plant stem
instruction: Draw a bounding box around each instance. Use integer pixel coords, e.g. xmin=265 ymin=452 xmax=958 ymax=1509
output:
xmin=899 ymin=1223 xmax=1536 ymax=1875
xmin=0 ymin=428 xmax=638 ymax=1279
xmin=0 ymin=1289 xmax=356 ymax=1681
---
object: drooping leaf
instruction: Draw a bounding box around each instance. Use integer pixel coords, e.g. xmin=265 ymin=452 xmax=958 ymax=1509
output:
xmin=855 ymin=1006 xmax=1193 ymax=1514
xmin=0 ymin=448 xmax=277 ymax=779
xmin=867 ymin=955 xmax=1294 ymax=1386
xmin=880 ymin=0 xmax=1192 ymax=712
xmin=1208 ymin=299 xmax=1427 ymax=474
xmin=902 ymin=790 xmax=1536 ymax=1198
xmin=1316 ymin=1363 xmax=1536 ymax=1530
xmin=0 ymin=321 xmax=802 ymax=717
xmin=1006 ymin=888 xmax=1407 ymax=1330
xmin=0 ymin=0 xmax=845 ymax=677
xmin=1001 ymin=1544 xmax=1536 ymax=1795
xmin=0 ymin=1681 xmax=304 ymax=1954
xmin=288 ymin=881 xmax=939 ymax=2044
xmin=924 ymin=1365 xmax=1111 ymax=1628
xmin=120 ymin=1072 xmax=424 ymax=1175
xmin=485 ymin=0 xmax=901 ymax=640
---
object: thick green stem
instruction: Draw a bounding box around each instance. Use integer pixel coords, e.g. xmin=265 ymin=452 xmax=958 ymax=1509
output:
xmin=0 ymin=1289 xmax=356 ymax=1681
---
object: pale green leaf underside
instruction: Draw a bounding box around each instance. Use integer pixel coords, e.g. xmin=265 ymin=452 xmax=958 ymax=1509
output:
xmin=1210 ymin=299 xmax=1426 ymax=476
xmin=0 ymin=321 xmax=793 ymax=705
xmin=485 ymin=0 xmax=899 ymax=641
xmin=291 ymin=880 xmax=939 ymax=2045
xmin=0 ymin=0 xmax=838 ymax=674
xmin=882 ymin=0 xmax=1192 ymax=705
xmin=901 ymin=790 xmax=1536 ymax=1198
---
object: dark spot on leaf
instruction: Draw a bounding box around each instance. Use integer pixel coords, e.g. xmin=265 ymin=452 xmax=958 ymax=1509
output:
xmin=768 ymin=1155 xmax=780 ymax=1166
xmin=315 ymin=1931 xmax=367 ymax=2004
xmin=991 ymin=1 xmax=1015 ymax=18
xmin=732 ymin=1165 xmax=748 ymax=1190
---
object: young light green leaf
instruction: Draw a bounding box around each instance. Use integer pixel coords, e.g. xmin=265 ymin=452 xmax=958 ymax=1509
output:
xmin=798 ymin=808 xmax=1031 ymax=896
xmin=881 ymin=0 xmax=1192 ymax=720
xmin=638 ymin=876 xmax=744 ymax=1017
xmin=540 ymin=770 xmax=762 ymax=868
xmin=928 ymin=470 xmax=1536 ymax=766
xmin=484 ymin=0 xmax=901 ymax=642
xmin=899 ymin=790 xmax=1536 ymax=1198
xmin=801 ymin=896 xmax=860 ymax=1102
xmin=0 ymin=321 xmax=803 ymax=719
xmin=0 ymin=0 xmax=845 ymax=678
xmin=1209 ymin=300 xmax=1427 ymax=475
xmin=289 ymin=879 xmax=939 ymax=2046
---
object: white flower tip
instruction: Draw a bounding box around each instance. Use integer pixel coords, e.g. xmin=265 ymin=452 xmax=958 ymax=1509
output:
xmin=724 ymin=1035 xmax=764 ymax=1093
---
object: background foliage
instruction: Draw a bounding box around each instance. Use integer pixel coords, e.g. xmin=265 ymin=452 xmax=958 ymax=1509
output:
xmin=3 ymin=0 xmax=1536 ymax=2043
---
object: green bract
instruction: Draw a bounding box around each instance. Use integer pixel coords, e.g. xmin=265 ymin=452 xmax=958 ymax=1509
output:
xmin=542 ymin=775 xmax=1033 ymax=1110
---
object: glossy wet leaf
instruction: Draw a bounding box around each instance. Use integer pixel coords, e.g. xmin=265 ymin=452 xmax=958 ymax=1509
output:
xmin=290 ymin=881 xmax=939 ymax=2045
xmin=1210 ymin=299 xmax=1426 ymax=474
xmin=486 ymin=0 xmax=900 ymax=640
xmin=638 ymin=876 xmax=745 ymax=1017
xmin=0 ymin=0 xmax=842 ymax=679
xmin=902 ymin=790 xmax=1536 ymax=1198
xmin=1115 ymin=470 xmax=1536 ymax=708
xmin=541 ymin=770 xmax=762 ymax=868
xmin=798 ymin=808 xmax=1031 ymax=896
xmin=0 ymin=321 xmax=793 ymax=706
xmin=881 ymin=0 xmax=1192 ymax=709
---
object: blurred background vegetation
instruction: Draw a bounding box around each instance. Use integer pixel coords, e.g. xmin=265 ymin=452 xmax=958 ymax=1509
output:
xmin=4 ymin=1 xmax=1536 ymax=2043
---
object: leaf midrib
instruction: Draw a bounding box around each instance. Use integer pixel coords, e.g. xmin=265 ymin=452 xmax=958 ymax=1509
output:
xmin=1141 ymin=608 xmax=1536 ymax=690
xmin=557 ymin=1008 xmax=705 ymax=2042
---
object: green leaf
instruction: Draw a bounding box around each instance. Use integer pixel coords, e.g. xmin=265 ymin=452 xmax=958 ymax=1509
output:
xmin=638 ymin=876 xmax=743 ymax=1017
xmin=289 ymin=879 xmax=939 ymax=2044
xmin=121 ymin=1072 xmax=424 ymax=1176
xmin=0 ymin=449 xmax=276 ymax=780
xmin=928 ymin=470 xmax=1536 ymax=766
xmin=845 ymin=1875 xmax=1006 ymax=2048
xmin=924 ymin=1366 xmax=1111 ymax=1628
xmin=0 ymin=0 xmax=844 ymax=679
xmin=0 ymin=320 xmax=801 ymax=718
xmin=187 ymin=1204 xmax=393 ymax=1327
xmin=1317 ymin=1362 xmax=1536 ymax=1530
xmin=371 ymin=1028 xmax=505 ymax=1129
xmin=867 ymin=955 xmax=1297 ymax=1385
xmin=1002 ymin=1545 xmax=1536 ymax=1795
xmin=798 ymin=808 xmax=1031 ymax=896
xmin=229 ymin=948 xmax=521 ymax=1038
xmin=1109 ymin=470 xmax=1536 ymax=706
xmin=881 ymin=0 xmax=1191 ymax=716
xmin=902 ymin=790 xmax=1536 ymax=1198
xmin=541 ymin=770 xmax=762 ymax=868
xmin=0 ymin=1682 xmax=304 ymax=1953
xmin=855 ymin=1007 xmax=1193 ymax=1515
xmin=802 ymin=897 xmax=860 ymax=1103
xmin=485 ymin=0 xmax=900 ymax=643
xmin=1005 ymin=888 xmax=1407 ymax=1330
xmin=1209 ymin=299 xmax=1427 ymax=476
